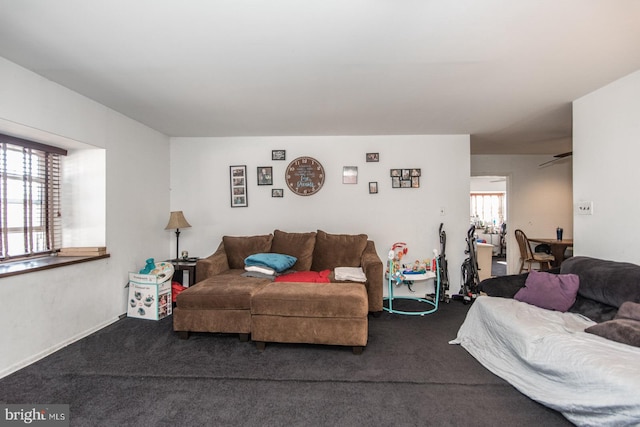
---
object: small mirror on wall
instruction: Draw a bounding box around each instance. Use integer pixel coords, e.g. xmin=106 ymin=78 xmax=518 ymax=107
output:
xmin=343 ymin=166 xmax=358 ymax=184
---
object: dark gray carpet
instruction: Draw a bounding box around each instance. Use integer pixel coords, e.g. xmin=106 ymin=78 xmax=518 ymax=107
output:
xmin=0 ymin=301 xmax=572 ymax=426
xmin=492 ymin=256 xmax=507 ymax=276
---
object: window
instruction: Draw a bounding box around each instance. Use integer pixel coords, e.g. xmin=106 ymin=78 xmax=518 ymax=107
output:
xmin=470 ymin=192 xmax=505 ymax=229
xmin=0 ymin=133 xmax=67 ymax=261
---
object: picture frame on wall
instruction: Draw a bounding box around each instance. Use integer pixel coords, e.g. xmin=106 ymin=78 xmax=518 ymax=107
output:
xmin=230 ymin=165 xmax=248 ymax=207
xmin=343 ymin=166 xmax=358 ymax=184
xmin=272 ymin=150 xmax=286 ymax=161
xmin=257 ymin=166 xmax=273 ymax=185
xmin=272 ymin=188 xmax=283 ymax=198
xmin=369 ymin=182 xmax=378 ymax=194
xmin=366 ymin=152 xmax=379 ymax=162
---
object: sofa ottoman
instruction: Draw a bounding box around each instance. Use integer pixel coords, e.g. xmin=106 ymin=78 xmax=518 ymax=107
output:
xmin=173 ymin=271 xmax=270 ymax=341
xmin=251 ymin=281 xmax=369 ymax=354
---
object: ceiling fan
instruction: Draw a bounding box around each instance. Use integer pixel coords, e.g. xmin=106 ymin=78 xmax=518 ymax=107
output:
xmin=539 ymin=151 xmax=572 ymax=167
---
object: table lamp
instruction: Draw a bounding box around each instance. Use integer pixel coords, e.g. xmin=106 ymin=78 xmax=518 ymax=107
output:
xmin=165 ymin=211 xmax=191 ymax=261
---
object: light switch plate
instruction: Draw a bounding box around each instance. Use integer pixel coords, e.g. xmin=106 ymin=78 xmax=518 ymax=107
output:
xmin=576 ymin=201 xmax=593 ymax=215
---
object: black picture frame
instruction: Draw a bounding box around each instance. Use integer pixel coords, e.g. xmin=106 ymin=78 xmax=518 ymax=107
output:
xmin=366 ymin=152 xmax=379 ymax=162
xmin=369 ymin=182 xmax=378 ymax=194
xmin=272 ymin=188 xmax=284 ymax=198
xmin=257 ymin=166 xmax=273 ymax=185
xmin=230 ymin=165 xmax=248 ymax=207
xmin=272 ymin=150 xmax=286 ymax=161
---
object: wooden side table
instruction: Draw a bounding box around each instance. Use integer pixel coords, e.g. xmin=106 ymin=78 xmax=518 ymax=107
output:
xmin=170 ymin=260 xmax=197 ymax=286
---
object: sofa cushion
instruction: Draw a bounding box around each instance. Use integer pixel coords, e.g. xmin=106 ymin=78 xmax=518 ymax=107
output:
xmin=270 ymin=230 xmax=316 ymax=271
xmin=561 ymin=256 xmax=640 ymax=308
xmin=586 ymin=301 xmax=640 ymax=347
xmin=176 ymin=271 xmax=270 ymax=310
xmin=251 ymin=281 xmax=368 ymax=318
xmin=514 ymin=270 xmax=579 ymax=312
xmin=311 ymin=230 xmax=368 ymax=271
xmin=275 ymin=270 xmax=331 ymax=283
xmin=585 ymin=318 xmax=640 ymax=348
xmin=616 ymin=301 xmax=640 ymax=321
xmin=223 ymin=234 xmax=273 ymax=269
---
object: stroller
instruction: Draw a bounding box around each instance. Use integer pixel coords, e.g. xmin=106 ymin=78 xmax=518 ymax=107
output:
xmin=457 ymin=225 xmax=480 ymax=304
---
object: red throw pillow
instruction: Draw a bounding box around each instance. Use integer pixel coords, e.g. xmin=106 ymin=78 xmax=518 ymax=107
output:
xmin=274 ymin=270 xmax=331 ymax=283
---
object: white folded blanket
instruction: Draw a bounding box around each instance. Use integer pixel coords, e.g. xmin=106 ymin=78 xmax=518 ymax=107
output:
xmin=245 ymin=265 xmax=276 ymax=276
xmin=334 ymin=267 xmax=367 ymax=282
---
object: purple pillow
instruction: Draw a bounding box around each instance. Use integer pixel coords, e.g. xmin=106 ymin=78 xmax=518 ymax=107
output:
xmin=514 ymin=270 xmax=579 ymax=312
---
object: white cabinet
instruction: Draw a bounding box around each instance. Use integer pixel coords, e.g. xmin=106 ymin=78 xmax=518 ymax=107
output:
xmin=476 ymin=243 xmax=494 ymax=282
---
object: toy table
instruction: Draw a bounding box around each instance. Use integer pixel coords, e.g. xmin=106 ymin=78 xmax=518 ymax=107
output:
xmin=383 ymin=258 xmax=441 ymax=316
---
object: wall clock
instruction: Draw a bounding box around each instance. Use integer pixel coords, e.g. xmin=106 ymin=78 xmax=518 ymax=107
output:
xmin=285 ymin=156 xmax=325 ymax=196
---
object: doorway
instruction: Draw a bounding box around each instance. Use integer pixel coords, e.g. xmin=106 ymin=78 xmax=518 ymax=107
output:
xmin=470 ymin=175 xmax=508 ymax=277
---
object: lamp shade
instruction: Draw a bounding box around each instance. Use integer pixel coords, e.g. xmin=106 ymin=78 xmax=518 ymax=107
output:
xmin=165 ymin=211 xmax=191 ymax=230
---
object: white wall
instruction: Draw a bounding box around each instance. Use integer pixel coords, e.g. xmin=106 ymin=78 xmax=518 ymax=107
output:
xmin=0 ymin=57 xmax=171 ymax=377
xmin=470 ymin=176 xmax=506 ymax=193
xmin=471 ymin=155 xmax=573 ymax=273
xmin=573 ymin=70 xmax=640 ymax=263
xmin=170 ymin=135 xmax=471 ymax=296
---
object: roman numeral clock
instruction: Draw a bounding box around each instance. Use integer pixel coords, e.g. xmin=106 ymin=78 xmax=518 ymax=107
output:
xmin=285 ymin=156 xmax=325 ymax=196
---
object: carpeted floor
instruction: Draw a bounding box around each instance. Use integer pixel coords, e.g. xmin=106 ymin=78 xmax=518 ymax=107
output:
xmin=492 ymin=255 xmax=507 ymax=277
xmin=0 ymin=301 xmax=572 ymax=426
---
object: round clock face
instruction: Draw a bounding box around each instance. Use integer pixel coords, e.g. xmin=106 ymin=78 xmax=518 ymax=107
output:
xmin=285 ymin=156 xmax=325 ymax=196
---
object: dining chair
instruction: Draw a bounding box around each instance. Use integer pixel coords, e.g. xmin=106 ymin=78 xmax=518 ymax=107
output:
xmin=514 ymin=229 xmax=555 ymax=273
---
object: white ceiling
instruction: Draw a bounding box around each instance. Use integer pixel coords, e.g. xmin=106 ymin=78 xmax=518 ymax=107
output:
xmin=0 ymin=1 xmax=639 ymax=154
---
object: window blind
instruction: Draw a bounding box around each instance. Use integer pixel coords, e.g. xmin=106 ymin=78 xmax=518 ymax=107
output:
xmin=470 ymin=192 xmax=505 ymax=228
xmin=0 ymin=133 xmax=66 ymax=260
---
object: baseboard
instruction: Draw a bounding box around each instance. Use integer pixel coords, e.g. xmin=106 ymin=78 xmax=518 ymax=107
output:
xmin=0 ymin=315 xmax=122 ymax=379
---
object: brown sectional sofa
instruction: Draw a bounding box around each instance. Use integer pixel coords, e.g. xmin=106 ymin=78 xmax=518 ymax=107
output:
xmin=173 ymin=230 xmax=383 ymax=353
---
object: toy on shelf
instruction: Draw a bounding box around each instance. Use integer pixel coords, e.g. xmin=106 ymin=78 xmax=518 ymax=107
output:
xmin=387 ymin=242 xmax=408 ymax=286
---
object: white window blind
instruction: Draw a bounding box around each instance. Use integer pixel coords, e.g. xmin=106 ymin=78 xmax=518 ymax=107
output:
xmin=0 ymin=134 xmax=66 ymax=260
xmin=470 ymin=192 xmax=505 ymax=227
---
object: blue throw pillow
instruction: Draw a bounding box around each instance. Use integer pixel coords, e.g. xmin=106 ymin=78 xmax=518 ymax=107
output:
xmin=244 ymin=253 xmax=297 ymax=273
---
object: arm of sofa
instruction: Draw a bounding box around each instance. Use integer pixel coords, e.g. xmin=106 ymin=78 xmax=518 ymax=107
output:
xmin=195 ymin=242 xmax=230 ymax=283
xmin=361 ymin=240 xmax=384 ymax=313
xmin=478 ymin=273 xmax=528 ymax=298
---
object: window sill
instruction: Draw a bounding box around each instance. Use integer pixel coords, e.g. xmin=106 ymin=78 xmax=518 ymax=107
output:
xmin=0 ymin=254 xmax=110 ymax=279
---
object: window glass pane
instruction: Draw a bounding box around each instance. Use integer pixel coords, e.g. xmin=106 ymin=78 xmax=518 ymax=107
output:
xmin=470 ymin=193 xmax=506 ymax=230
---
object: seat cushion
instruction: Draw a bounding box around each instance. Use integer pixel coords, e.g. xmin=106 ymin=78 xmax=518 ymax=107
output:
xmin=311 ymin=230 xmax=368 ymax=271
xmin=223 ymin=234 xmax=273 ymax=269
xmin=176 ymin=271 xmax=270 ymax=310
xmin=270 ymin=230 xmax=316 ymax=271
xmin=251 ymin=281 xmax=368 ymax=318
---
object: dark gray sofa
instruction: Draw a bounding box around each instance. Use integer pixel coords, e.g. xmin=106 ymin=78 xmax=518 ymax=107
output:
xmin=479 ymin=256 xmax=640 ymax=322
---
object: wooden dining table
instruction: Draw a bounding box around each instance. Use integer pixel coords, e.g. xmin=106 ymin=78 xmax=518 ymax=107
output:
xmin=528 ymin=237 xmax=574 ymax=268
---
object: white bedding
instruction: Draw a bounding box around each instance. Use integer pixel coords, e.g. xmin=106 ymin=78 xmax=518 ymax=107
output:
xmin=450 ymin=296 xmax=640 ymax=427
